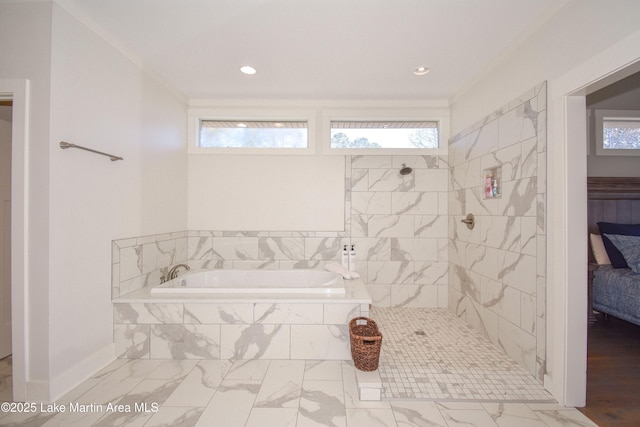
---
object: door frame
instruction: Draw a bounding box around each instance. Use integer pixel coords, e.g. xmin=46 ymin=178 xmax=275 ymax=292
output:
xmin=0 ymin=79 xmax=28 ymax=402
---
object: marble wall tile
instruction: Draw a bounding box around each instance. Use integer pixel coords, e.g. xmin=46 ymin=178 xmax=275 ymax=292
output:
xmin=114 ymin=324 xmax=150 ymax=359
xmin=368 ymin=215 xmax=415 ymax=238
xmin=220 ymin=324 xmax=290 ymax=359
xmin=415 ymin=215 xmax=448 ymax=238
xmin=367 ymin=261 xmax=414 ymax=285
xmin=390 ymin=284 xmax=439 ymax=308
xmin=119 ymin=246 xmax=143 ymax=281
xmin=414 ymin=168 xmax=448 ymax=191
xmin=290 ymin=325 xmax=350 ymax=360
xmin=481 ymin=143 xmax=521 ymax=183
xmin=184 ymin=303 xmax=253 ymax=324
xmin=114 ymin=303 xmax=183 ymax=324
xmin=188 ymin=236 xmax=214 ymax=260
xmin=391 ymin=238 xmax=439 ymax=262
xmin=259 ymin=237 xmax=305 ymax=260
xmin=414 ymin=262 xmax=448 ymax=285
xmin=150 ymin=325 xmax=221 ymax=359
xmin=323 ymin=304 xmax=361 ymax=325
xmin=351 ymin=192 xmax=391 ymax=215
xmin=368 ymin=169 xmax=411 ymax=192
xmin=305 ymin=237 xmax=343 ymax=261
xmin=254 ymin=303 xmax=323 ymax=325
xmin=211 ymin=237 xmax=259 ymax=260
xmin=391 ymin=192 xmax=439 ymax=215
xmin=498 ymin=319 xmax=536 ymax=375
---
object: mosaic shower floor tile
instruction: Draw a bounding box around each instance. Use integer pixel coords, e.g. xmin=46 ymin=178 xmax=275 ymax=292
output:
xmin=371 ymin=307 xmax=554 ymax=402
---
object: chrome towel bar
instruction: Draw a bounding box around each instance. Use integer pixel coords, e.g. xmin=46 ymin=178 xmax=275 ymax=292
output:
xmin=59 ymin=141 xmax=123 ymax=161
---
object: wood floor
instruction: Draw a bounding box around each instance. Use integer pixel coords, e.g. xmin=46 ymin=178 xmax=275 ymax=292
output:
xmin=579 ymin=314 xmax=640 ymax=427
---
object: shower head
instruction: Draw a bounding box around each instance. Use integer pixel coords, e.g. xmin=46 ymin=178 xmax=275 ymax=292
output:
xmin=399 ymin=163 xmax=413 ymax=175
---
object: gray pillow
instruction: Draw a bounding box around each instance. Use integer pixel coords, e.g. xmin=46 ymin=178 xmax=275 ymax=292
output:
xmin=603 ymin=233 xmax=640 ymax=274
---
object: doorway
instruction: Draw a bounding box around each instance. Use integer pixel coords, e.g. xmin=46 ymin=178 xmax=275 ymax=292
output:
xmin=0 ymin=98 xmax=11 ymax=357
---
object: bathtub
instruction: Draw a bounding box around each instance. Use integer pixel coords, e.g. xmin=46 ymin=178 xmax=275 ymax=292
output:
xmin=151 ymin=269 xmax=345 ymax=295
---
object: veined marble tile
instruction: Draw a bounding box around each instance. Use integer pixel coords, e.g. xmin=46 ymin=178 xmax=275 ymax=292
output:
xmin=368 ymin=169 xmax=412 ymax=192
xmin=220 ymin=324 xmax=290 ymax=359
xmin=393 ymin=155 xmax=439 ymax=169
xmin=75 ymin=360 xmax=161 ymax=404
xmin=142 ymin=240 xmax=175 ymax=274
xmin=364 ymin=284 xmax=391 ymax=307
xmin=298 ymin=380 xmax=346 ymax=427
xmin=146 ymin=359 xmax=198 ymax=381
xmin=465 ymin=244 xmax=499 ymax=280
xmin=391 ymin=238 xmax=439 ymax=262
xmin=498 ymin=251 xmax=536 ymax=295
xmin=184 ymin=303 xmax=253 ymax=324
xmin=119 ymin=246 xmax=143 ymax=281
xmin=350 ymin=169 xmax=369 ymax=192
xmin=414 ymin=168 xmax=448 ymax=191
xmin=480 ymin=216 xmax=520 ymax=251
xmin=390 ymin=284 xmax=439 ymax=308
xmin=114 ymin=324 xmax=150 ymax=359
xmin=367 ymin=261 xmax=414 ymax=285
xmin=195 ymin=379 xmax=261 ymax=427
xmin=118 ymin=378 xmax=182 ymax=406
xmin=532 ymin=408 xmax=598 ymax=427
xmin=467 ymin=118 xmax=500 ymax=162
xmin=521 ymin=293 xmax=536 ymax=335
xmin=481 ymin=143 xmax=521 ymax=182
xmin=368 ymin=215 xmax=414 ymax=238
xmin=187 ymin=236 xmax=214 ymax=260
xmin=351 ymin=191 xmax=391 ymax=215
xmin=163 ymin=360 xmax=233 ymax=407
xmin=391 ymin=402 xmax=447 ymax=427
xmin=114 ymin=303 xmax=183 ymax=324
xmin=499 ymin=177 xmax=537 ymax=217
xmin=520 ymin=217 xmax=537 ymax=256
xmin=414 ymin=261 xmax=448 ymax=285
xmin=521 ymin=137 xmax=538 ymax=179
xmin=449 ymin=188 xmax=466 ymax=216
xmin=345 ymin=408 xmax=398 ymax=427
xmin=464 ymin=299 xmax=499 ymax=344
xmin=391 ymin=192 xmax=439 ymax=215
xmin=150 ymin=325 xmax=220 ymax=359
xmin=415 ymin=215 xmax=448 ymax=238
xmin=341 ymin=361 xmax=390 ymax=410
xmin=254 ymin=303 xmax=323 ymax=325
xmin=499 ymin=320 xmax=536 ymax=376
xmin=245 ymin=408 xmax=299 ymax=427
xmin=465 ymin=187 xmax=498 ymax=216
xmin=440 ymin=408 xmax=499 ymax=427
xmin=259 ymin=237 xmax=305 ymax=260
xmin=225 ymin=359 xmax=271 ymax=380
xmin=290 ymin=325 xmax=350 ymax=360
xmin=304 ymin=360 xmax=343 ymax=381
xmin=144 ymin=407 xmax=204 ymax=427
xmin=323 ymin=303 xmax=361 ymax=325
xmin=211 ymin=237 xmax=259 ymax=260
xmin=453 ymin=214 xmax=482 ymax=245
xmin=482 ymin=402 xmax=546 ymax=427
xmin=480 ymin=278 xmax=520 ymax=326
xmin=305 ymin=237 xmax=342 ymax=261
xmin=499 ymin=101 xmax=538 ymax=148
xmin=254 ymin=360 xmax=305 ymax=408
xmin=351 ymin=155 xmax=392 ymax=169
xmin=348 ymin=238 xmax=390 ymax=261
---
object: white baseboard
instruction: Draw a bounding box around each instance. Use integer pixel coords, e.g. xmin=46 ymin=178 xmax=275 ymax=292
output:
xmin=47 ymin=343 xmax=115 ymax=403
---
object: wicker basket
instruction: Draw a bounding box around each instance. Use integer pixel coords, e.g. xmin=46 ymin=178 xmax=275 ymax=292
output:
xmin=349 ymin=317 xmax=382 ymax=372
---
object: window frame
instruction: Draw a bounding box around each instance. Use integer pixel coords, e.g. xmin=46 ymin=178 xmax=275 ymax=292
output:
xmin=188 ymin=108 xmax=318 ymax=155
xmin=594 ymin=109 xmax=640 ymax=156
xmin=320 ymin=109 xmax=449 ymax=155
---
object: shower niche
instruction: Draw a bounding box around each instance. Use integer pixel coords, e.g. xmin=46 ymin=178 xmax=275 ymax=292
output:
xmin=483 ymin=166 xmax=501 ymax=199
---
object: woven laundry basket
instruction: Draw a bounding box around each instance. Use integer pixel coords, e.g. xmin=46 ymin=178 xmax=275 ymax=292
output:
xmin=349 ymin=317 xmax=382 ymax=372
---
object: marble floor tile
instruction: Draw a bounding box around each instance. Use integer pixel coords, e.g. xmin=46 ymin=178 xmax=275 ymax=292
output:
xmin=0 ymin=309 xmax=599 ymax=427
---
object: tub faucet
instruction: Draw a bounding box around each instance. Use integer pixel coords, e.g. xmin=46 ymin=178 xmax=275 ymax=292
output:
xmin=167 ymin=263 xmax=190 ymax=280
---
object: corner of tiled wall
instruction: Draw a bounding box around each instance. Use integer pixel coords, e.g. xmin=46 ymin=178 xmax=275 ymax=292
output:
xmin=447 ymin=81 xmax=547 ymax=380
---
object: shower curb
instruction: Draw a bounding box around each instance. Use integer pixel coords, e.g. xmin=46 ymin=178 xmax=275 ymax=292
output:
xmin=355 ymin=368 xmax=382 ymax=401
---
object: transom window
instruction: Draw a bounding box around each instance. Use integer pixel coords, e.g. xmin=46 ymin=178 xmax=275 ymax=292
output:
xmin=199 ymin=120 xmax=308 ymax=149
xmin=330 ymin=120 xmax=439 ymax=149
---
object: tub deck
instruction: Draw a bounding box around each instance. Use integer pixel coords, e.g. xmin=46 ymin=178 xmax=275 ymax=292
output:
xmin=113 ymin=279 xmax=371 ymax=361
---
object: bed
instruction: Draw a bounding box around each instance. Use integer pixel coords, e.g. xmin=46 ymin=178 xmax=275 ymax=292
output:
xmin=588 ymin=177 xmax=640 ymax=327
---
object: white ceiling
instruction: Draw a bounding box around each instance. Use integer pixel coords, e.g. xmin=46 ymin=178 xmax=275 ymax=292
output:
xmin=55 ymin=0 xmax=561 ymax=101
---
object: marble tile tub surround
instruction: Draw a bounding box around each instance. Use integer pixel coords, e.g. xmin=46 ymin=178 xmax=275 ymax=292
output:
xmin=448 ymin=82 xmax=547 ymax=381
xmin=112 ymin=154 xmax=450 ymax=309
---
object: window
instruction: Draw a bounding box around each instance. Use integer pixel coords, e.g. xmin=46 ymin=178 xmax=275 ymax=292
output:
xmin=322 ymin=110 xmax=448 ymax=155
xmin=200 ymin=120 xmax=308 ymax=149
xmin=189 ymin=110 xmax=316 ymax=155
xmin=330 ymin=121 xmax=438 ymax=149
xmin=595 ymin=110 xmax=640 ymax=156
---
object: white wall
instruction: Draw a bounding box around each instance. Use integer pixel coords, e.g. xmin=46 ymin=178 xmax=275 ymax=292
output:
xmin=188 ymin=154 xmax=345 ymax=231
xmin=449 ymin=0 xmax=640 ymax=406
xmin=46 ymin=4 xmax=187 ymax=399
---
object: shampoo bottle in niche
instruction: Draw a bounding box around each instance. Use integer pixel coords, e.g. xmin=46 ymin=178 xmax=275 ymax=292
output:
xmin=349 ymin=245 xmax=357 ymax=272
xmin=341 ymin=245 xmax=349 ymax=269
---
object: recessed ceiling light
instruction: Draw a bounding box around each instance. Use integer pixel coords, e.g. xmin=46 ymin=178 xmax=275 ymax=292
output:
xmin=240 ymin=65 xmax=257 ymax=75
xmin=413 ymin=66 xmax=430 ymax=76
xmin=236 ymin=123 xmax=247 ymax=128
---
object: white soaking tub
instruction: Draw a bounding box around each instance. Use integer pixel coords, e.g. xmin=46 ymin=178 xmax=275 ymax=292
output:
xmin=151 ymin=269 xmax=345 ymax=295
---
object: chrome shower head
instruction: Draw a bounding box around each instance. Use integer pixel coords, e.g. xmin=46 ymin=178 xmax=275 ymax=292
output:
xmin=399 ymin=163 xmax=413 ymax=175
